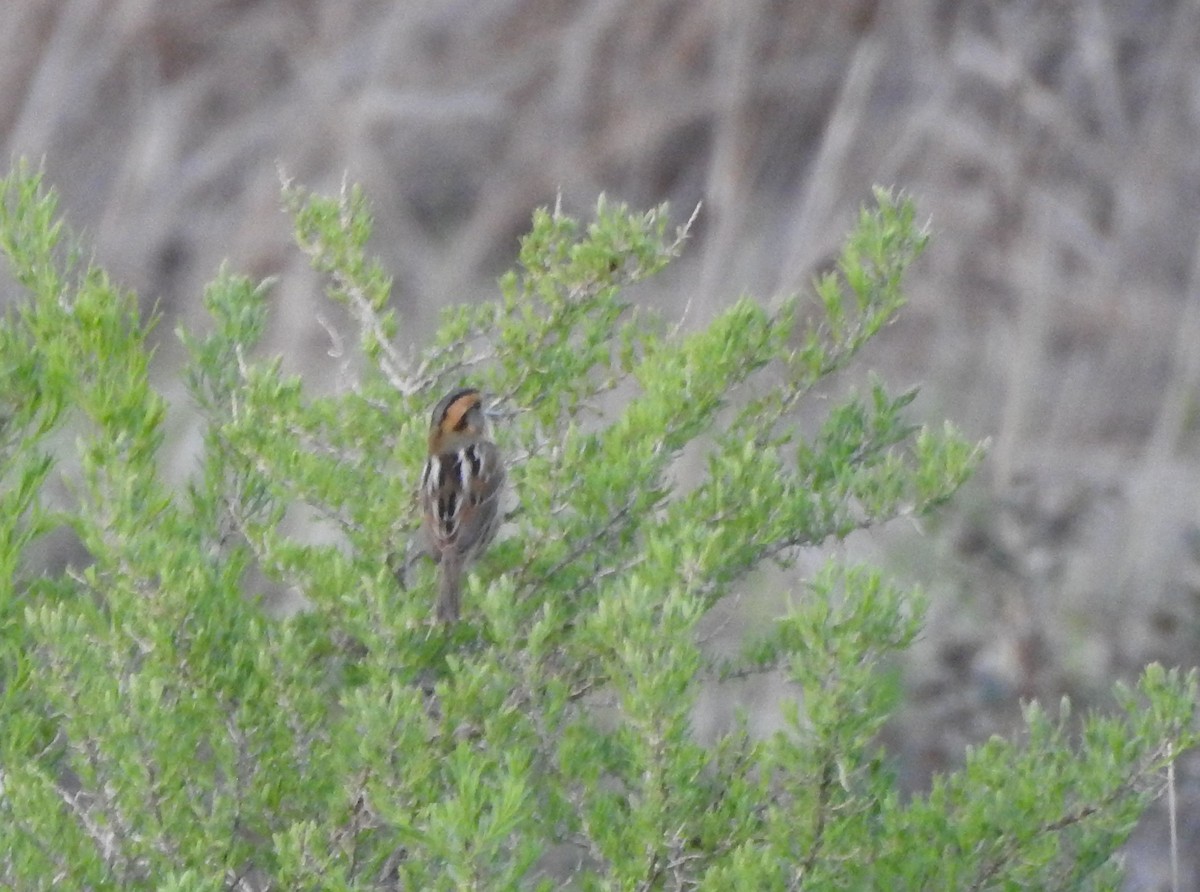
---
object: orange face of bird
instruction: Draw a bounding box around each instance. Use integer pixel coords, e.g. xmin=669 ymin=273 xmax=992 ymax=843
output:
xmin=428 ymin=387 xmax=487 ymax=453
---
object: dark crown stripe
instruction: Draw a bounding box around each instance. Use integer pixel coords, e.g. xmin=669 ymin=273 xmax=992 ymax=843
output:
xmin=434 ymin=387 xmax=481 ymax=429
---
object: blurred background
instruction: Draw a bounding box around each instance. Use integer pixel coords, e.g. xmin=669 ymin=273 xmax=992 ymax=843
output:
xmin=3 ymin=1 xmax=1200 ymax=886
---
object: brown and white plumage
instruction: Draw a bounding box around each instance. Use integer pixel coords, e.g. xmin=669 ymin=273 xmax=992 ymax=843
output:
xmin=419 ymin=387 xmax=505 ymax=623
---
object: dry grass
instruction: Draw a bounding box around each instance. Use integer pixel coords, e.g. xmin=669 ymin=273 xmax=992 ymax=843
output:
xmin=4 ymin=0 xmax=1200 ymax=884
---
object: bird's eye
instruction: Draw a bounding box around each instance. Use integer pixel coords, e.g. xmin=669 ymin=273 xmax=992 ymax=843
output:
xmin=436 ymin=389 xmax=482 ymax=433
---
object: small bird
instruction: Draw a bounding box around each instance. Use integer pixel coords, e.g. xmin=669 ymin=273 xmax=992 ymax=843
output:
xmin=419 ymin=387 xmax=505 ymax=623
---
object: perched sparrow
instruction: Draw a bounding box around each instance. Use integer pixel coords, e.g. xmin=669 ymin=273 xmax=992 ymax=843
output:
xmin=419 ymin=387 xmax=505 ymax=623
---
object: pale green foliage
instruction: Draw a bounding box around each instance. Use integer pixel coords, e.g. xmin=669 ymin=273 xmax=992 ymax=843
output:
xmin=0 ymin=162 xmax=1194 ymax=890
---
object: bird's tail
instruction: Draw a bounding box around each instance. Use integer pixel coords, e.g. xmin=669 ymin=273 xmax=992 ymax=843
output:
xmin=436 ymin=557 xmax=463 ymax=623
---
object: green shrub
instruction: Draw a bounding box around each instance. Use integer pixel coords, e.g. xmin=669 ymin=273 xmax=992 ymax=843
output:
xmin=0 ymin=162 xmax=1192 ymax=890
